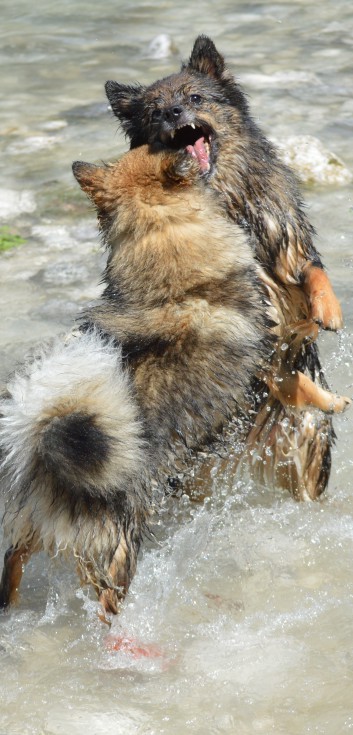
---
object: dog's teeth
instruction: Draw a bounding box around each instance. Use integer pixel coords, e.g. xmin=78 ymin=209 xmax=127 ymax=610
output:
xmin=170 ymin=131 xmax=175 ymax=139
xmin=191 ymin=123 xmax=196 ymax=129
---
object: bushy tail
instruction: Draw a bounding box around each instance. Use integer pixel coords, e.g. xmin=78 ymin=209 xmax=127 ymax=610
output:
xmin=0 ymin=329 xmax=146 ymax=499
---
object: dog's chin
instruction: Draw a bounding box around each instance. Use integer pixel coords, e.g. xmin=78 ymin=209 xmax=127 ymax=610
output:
xmin=159 ymin=123 xmax=215 ymax=173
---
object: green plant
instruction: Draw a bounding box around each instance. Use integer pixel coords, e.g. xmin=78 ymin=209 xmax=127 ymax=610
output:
xmin=0 ymin=226 xmax=25 ymax=252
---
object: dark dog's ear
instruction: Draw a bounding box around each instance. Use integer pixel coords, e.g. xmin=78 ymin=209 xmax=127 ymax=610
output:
xmin=188 ymin=36 xmax=248 ymax=113
xmin=72 ymin=161 xmax=107 ymax=208
xmin=105 ymin=81 xmax=147 ymax=143
xmin=187 ymin=35 xmax=225 ymax=79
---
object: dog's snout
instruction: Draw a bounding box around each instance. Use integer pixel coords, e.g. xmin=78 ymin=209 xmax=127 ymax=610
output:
xmin=164 ymin=105 xmax=183 ymax=122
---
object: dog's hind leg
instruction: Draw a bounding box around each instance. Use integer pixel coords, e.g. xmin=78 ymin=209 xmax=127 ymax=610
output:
xmin=98 ymin=536 xmax=132 ymax=618
xmin=77 ymin=533 xmax=135 ymax=622
xmin=0 ymin=543 xmax=35 ymax=609
xmin=245 ymin=398 xmax=334 ymax=500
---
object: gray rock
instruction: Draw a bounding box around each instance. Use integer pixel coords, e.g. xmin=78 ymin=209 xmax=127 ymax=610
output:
xmin=146 ymin=34 xmax=178 ymax=59
xmin=0 ymin=189 xmax=36 ymax=218
xmin=273 ymin=135 xmax=352 ymax=186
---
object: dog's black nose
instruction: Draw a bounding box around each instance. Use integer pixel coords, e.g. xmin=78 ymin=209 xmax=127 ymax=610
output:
xmin=164 ymin=106 xmax=183 ymax=122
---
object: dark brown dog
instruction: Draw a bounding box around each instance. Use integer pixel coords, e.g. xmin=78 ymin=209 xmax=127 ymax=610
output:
xmin=105 ymin=35 xmax=347 ymax=499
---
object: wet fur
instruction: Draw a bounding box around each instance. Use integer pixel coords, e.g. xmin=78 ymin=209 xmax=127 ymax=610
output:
xmin=76 ymin=147 xmax=271 ymax=471
xmin=0 ymin=146 xmax=269 ymax=614
xmin=0 ymin=330 xmax=150 ymax=613
xmin=105 ymin=35 xmax=346 ymax=499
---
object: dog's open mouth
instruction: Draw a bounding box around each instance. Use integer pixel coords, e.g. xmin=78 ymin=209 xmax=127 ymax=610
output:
xmin=165 ymin=124 xmax=213 ymax=172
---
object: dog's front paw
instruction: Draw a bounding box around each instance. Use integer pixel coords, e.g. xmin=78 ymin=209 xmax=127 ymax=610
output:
xmin=310 ymin=290 xmax=343 ymax=331
xmin=303 ymin=264 xmax=343 ymax=331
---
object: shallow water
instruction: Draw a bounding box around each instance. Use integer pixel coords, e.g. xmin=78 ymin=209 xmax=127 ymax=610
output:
xmin=1 ymin=1 xmax=353 ymax=733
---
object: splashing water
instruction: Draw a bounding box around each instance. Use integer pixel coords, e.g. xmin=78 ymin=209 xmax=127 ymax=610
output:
xmin=1 ymin=1 xmax=353 ymax=733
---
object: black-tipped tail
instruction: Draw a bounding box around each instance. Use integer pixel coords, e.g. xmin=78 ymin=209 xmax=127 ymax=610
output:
xmin=38 ymin=411 xmax=111 ymax=484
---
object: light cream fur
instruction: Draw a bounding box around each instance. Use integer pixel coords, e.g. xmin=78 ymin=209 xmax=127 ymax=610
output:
xmin=0 ymin=329 xmax=146 ymax=568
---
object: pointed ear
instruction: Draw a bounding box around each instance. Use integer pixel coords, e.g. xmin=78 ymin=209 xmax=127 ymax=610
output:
xmin=105 ymin=81 xmax=147 ymax=143
xmin=187 ymin=36 xmax=248 ymax=113
xmin=187 ymin=35 xmax=225 ymax=79
xmin=72 ymin=161 xmax=107 ymax=208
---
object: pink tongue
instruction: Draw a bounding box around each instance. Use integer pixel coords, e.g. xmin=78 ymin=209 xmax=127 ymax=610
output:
xmin=186 ymin=136 xmax=209 ymax=172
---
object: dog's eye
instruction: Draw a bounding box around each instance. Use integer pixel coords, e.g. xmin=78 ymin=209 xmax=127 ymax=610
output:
xmin=190 ymin=94 xmax=202 ymax=105
xmin=152 ymin=109 xmax=162 ymax=121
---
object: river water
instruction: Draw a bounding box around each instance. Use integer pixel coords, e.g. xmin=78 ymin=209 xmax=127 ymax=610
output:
xmin=1 ymin=1 xmax=353 ymax=733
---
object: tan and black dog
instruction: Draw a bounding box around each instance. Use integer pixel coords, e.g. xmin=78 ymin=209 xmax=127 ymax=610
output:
xmin=0 ymin=145 xmax=271 ymax=616
xmin=105 ymin=35 xmax=348 ymax=499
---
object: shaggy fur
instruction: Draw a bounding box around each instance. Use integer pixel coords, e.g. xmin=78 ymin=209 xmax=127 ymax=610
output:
xmin=74 ymin=147 xmax=271 ymax=471
xmin=0 ymin=330 xmax=150 ymax=613
xmin=0 ymin=145 xmax=270 ymax=615
xmin=105 ymin=35 xmax=346 ymax=499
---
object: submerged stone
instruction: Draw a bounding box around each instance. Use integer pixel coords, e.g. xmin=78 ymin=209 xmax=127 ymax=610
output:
xmin=0 ymin=189 xmax=36 ymax=219
xmin=273 ymin=135 xmax=352 ymax=186
xmin=146 ymin=34 xmax=178 ymax=59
